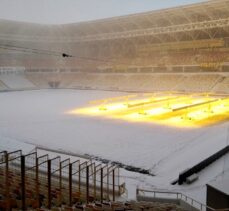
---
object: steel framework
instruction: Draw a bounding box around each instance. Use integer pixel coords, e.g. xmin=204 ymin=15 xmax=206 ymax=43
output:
xmin=0 ymin=0 xmax=228 ymax=69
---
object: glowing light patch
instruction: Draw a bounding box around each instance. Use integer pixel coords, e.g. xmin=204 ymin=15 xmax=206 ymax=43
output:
xmin=141 ymin=107 xmax=171 ymax=116
xmin=67 ymin=94 xmax=229 ymax=128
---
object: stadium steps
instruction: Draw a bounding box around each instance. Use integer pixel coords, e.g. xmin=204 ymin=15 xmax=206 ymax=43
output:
xmin=0 ymin=74 xmax=36 ymax=90
xmin=212 ymin=76 xmax=229 ymax=93
xmin=176 ymin=74 xmax=221 ymax=92
xmin=0 ymin=149 xmax=191 ymax=211
xmin=25 ymin=73 xmax=52 ymax=88
xmin=0 ymin=79 xmax=9 ymax=90
xmin=209 ymin=76 xmax=225 ymax=92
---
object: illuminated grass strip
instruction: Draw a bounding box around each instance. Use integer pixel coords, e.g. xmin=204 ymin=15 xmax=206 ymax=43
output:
xmin=67 ymin=94 xmax=229 ymax=128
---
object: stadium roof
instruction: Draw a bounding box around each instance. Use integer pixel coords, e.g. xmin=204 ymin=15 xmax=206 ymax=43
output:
xmin=0 ymin=0 xmax=228 ymax=43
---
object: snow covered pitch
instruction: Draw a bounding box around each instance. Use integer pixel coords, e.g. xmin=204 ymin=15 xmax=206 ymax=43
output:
xmin=0 ymin=89 xmax=228 ymax=203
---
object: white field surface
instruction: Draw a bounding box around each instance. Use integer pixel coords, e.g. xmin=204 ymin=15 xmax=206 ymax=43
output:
xmin=0 ymin=89 xmax=229 ymax=204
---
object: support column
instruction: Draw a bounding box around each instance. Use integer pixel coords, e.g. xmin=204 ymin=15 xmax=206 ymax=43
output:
xmin=100 ymin=168 xmax=103 ymax=202
xmin=47 ymin=160 xmax=51 ymax=209
xmin=69 ymin=163 xmax=72 ymax=206
xmin=113 ymin=169 xmax=115 ymax=201
xmin=21 ymin=155 xmax=26 ymax=211
xmin=86 ymin=166 xmax=89 ymax=203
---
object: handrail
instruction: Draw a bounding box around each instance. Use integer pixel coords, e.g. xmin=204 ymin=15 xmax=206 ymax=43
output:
xmin=136 ymin=188 xmax=216 ymax=211
xmin=7 ymin=150 xmax=22 ymax=156
xmin=24 ymin=151 xmax=37 ymax=158
xmin=0 ymin=151 xmax=7 ymax=164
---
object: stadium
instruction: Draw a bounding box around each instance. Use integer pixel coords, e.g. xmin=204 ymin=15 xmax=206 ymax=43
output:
xmin=0 ymin=0 xmax=229 ymax=210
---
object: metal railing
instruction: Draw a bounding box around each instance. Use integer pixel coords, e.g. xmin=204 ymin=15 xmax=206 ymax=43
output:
xmin=0 ymin=149 xmax=125 ymax=210
xmin=136 ymin=188 xmax=229 ymax=211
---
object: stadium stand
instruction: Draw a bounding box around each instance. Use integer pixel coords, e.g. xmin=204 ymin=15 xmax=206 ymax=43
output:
xmin=24 ymin=71 xmax=229 ymax=94
xmin=57 ymin=73 xmax=80 ymax=89
xmin=140 ymin=75 xmax=185 ymax=92
xmin=1 ymin=149 xmax=212 ymax=211
xmin=176 ymin=75 xmax=222 ymax=92
xmin=0 ymin=73 xmax=36 ymax=90
xmin=94 ymin=74 xmax=126 ymax=90
xmin=1 ymin=149 xmax=222 ymax=211
xmin=0 ymin=80 xmax=7 ymax=91
xmin=0 ymin=150 xmax=125 ymax=210
xmin=26 ymin=72 xmax=59 ymax=89
xmin=0 ymin=0 xmax=228 ymax=94
xmin=119 ymin=74 xmax=152 ymax=91
xmin=69 ymin=74 xmax=101 ymax=89
xmin=22 ymin=72 xmax=229 ymax=93
xmin=0 ymin=150 xmax=190 ymax=211
xmin=213 ymin=76 xmax=229 ymax=93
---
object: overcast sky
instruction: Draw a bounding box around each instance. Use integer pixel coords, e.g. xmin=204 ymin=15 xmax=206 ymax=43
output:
xmin=0 ymin=0 xmax=206 ymax=24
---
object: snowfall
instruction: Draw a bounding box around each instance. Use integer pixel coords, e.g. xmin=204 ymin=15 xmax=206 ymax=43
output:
xmin=0 ymin=89 xmax=229 ymax=205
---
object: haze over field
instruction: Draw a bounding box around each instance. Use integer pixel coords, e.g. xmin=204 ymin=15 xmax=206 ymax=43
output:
xmin=0 ymin=0 xmax=205 ymax=24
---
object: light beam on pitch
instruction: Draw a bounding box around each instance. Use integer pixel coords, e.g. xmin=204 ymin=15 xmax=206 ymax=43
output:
xmin=66 ymin=94 xmax=229 ymax=128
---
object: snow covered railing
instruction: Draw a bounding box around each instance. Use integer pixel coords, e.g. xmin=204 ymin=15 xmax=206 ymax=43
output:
xmin=136 ymin=188 xmax=215 ymax=211
xmin=176 ymin=145 xmax=229 ymax=185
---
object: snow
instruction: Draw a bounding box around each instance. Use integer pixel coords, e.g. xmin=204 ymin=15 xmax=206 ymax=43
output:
xmin=0 ymin=89 xmax=228 ymax=205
